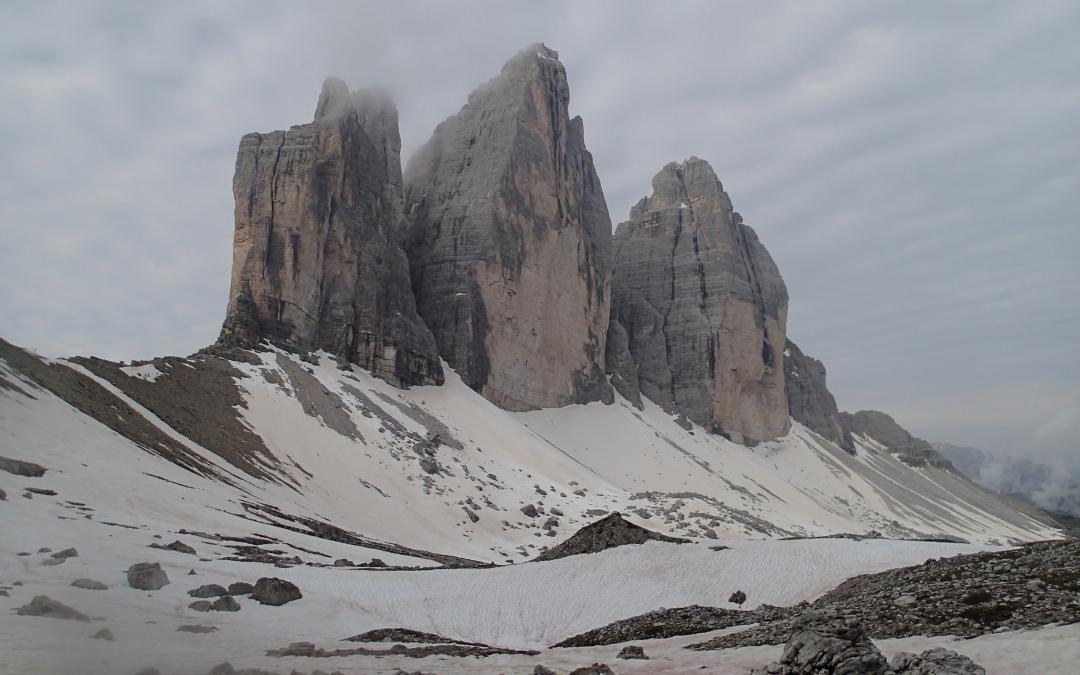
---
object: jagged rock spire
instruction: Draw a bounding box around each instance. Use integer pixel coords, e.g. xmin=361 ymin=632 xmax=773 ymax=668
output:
xmin=403 ymin=44 xmax=613 ymax=410
xmin=609 ymin=157 xmax=789 ymax=444
xmin=219 ymin=78 xmax=443 ymax=387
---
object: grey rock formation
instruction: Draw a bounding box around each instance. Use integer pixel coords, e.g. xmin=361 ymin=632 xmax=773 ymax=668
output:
xmin=890 ymin=648 xmax=985 ymax=674
xmin=219 ymin=78 xmax=443 ymax=388
xmin=838 ymin=410 xmax=952 ymax=468
xmin=783 ymin=339 xmax=854 ymax=453
xmin=404 ymin=44 xmax=613 ymax=411
xmin=749 ymin=610 xmax=888 ymax=674
xmin=127 ymin=562 xmax=170 ymax=591
xmin=534 ymin=512 xmax=689 ymax=561
xmin=610 ymin=157 xmax=789 ymax=444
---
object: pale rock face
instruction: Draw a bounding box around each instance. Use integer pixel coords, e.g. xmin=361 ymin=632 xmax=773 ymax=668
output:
xmin=783 ymin=338 xmax=854 ymax=453
xmin=219 ymin=79 xmax=442 ymax=387
xmin=403 ymin=44 xmax=612 ymax=411
xmin=610 ymin=158 xmax=789 ymax=445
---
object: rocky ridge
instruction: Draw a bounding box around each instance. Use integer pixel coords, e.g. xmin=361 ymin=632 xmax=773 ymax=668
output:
xmin=403 ymin=44 xmax=613 ymax=411
xmin=783 ymin=338 xmax=853 ymax=452
xmin=609 ymin=157 xmax=790 ymax=444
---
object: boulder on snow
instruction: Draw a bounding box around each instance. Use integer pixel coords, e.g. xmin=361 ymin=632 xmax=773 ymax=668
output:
xmin=188 ymin=600 xmax=214 ymax=612
xmin=750 ymin=610 xmax=889 ymax=675
xmin=211 ymin=595 xmax=241 ymax=612
xmin=252 ymin=577 xmax=302 ymax=606
xmin=568 ymin=665 xmax=615 ymax=675
xmin=333 ymin=558 xmax=354 ymax=567
xmin=90 ymin=628 xmax=115 ymax=641
xmin=890 ymin=647 xmax=986 ymax=674
xmin=616 ymin=645 xmax=649 ymax=659
xmin=729 ymin=590 xmax=747 ymax=606
xmin=127 ymin=562 xmax=170 ymax=590
xmin=188 ymin=584 xmax=228 ymax=598
xmin=227 ymin=581 xmax=254 ymax=595
xmin=16 ymin=595 xmax=90 ymax=622
xmin=71 ymin=578 xmax=108 ymax=590
xmin=0 ymin=455 xmax=47 ymax=477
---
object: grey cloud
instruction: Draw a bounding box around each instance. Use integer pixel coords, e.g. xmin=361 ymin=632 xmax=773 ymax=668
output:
xmin=1 ymin=0 xmax=1076 ymax=464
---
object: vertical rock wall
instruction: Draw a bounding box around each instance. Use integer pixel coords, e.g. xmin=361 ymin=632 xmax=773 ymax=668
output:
xmin=609 ymin=158 xmax=789 ymax=444
xmin=403 ymin=44 xmax=612 ymax=410
xmin=219 ymin=79 xmax=443 ymax=387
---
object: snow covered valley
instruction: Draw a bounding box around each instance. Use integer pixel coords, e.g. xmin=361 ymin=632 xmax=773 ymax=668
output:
xmin=1 ymin=339 xmax=1073 ymax=674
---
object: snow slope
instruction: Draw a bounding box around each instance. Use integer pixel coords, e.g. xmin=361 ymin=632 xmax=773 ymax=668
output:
xmin=0 ymin=341 xmax=1066 ymax=673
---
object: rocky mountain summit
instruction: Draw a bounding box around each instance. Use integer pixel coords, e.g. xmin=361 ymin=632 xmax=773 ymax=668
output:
xmin=609 ymin=157 xmax=790 ymax=444
xmin=218 ymin=78 xmax=443 ymax=388
xmin=403 ymin=44 xmax=613 ymax=410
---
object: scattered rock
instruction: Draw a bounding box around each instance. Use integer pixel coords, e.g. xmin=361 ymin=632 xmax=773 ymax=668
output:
xmin=71 ymin=578 xmax=108 ymax=590
xmin=51 ymin=547 xmax=78 ymax=560
xmin=333 ymin=558 xmax=354 ymax=567
xmin=127 ymin=562 xmax=170 ymax=590
xmin=151 ymin=540 xmax=196 ymax=555
xmin=533 ymin=667 xmax=556 ymax=675
xmin=521 ymin=504 xmax=539 ymax=518
xmin=16 ymin=595 xmax=90 ymax=622
xmin=26 ymin=487 xmax=57 ymax=496
xmin=729 ymin=590 xmax=747 ymax=606
xmin=895 ymin=594 xmax=917 ymax=606
xmin=177 ymin=624 xmax=219 ymax=634
xmin=37 ymin=547 xmax=51 ymax=553
xmin=188 ymin=584 xmax=228 ymax=598
xmin=227 ymin=581 xmax=254 ymax=596
xmin=90 ymin=628 xmax=114 ymax=641
xmin=1025 ymin=579 xmax=1046 ymax=592
xmin=368 ymin=558 xmax=387 ymax=568
xmin=890 ymin=647 xmax=986 ymax=674
xmin=252 ymin=577 xmax=302 ymax=606
xmin=616 ymin=645 xmax=649 ymax=660
xmin=211 ymin=595 xmax=241 ymax=612
xmin=188 ymin=600 xmax=213 ymax=612
xmin=0 ymin=455 xmax=47 ymax=477
xmin=543 ymin=517 xmax=560 ymax=529
xmin=188 ymin=569 xmax=198 ymax=575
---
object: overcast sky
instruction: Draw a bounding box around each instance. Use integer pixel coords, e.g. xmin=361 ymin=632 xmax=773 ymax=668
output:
xmin=1 ymin=1 xmax=1077 ymax=464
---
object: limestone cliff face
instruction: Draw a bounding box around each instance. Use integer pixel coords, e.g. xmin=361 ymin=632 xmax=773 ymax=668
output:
xmin=838 ymin=410 xmax=953 ymax=469
xmin=219 ymin=79 xmax=443 ymax=387
xmin=609 ymin=158 xmax=789 ymax=444
xmin=403 ymin=44 xmax=612 ymax=410
xmin=783 ymin=338 xmax=854 ymax=453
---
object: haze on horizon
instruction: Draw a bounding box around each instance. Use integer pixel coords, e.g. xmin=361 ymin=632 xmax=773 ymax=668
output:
xmin=1 ymin=1 xmax=1077 ymax=468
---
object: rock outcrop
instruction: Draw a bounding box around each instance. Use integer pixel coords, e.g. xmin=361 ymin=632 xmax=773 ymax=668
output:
xmin=403 ymin=44 xmax=613 ymax=411
xmin=219 ymin=78 xmax=442 ymax=388
xmin=838 ymin=410 xmax=952 ymax=468
xmin=609 ymin=157 xmax=789 ymax=444
xmin=534 ymin=512 xmax=688 ymax=561
xmin=783 ymin=338 xmax=854 ymax=452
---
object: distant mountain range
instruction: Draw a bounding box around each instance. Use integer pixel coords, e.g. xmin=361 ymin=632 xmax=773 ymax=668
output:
xmin=933 ymin=441 xmax=1080 ymax=518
